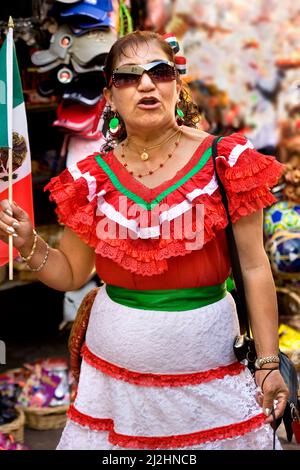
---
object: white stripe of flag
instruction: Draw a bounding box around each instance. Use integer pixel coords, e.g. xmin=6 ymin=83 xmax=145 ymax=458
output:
xmin=0 ymin=25 xmax=34 ymax=266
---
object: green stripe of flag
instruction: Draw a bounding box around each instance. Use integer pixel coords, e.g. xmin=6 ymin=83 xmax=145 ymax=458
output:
xmin=0 ymin=35 xmax=24 ymax=148
xmin=12 ymin=45 xmax=23 ymax=108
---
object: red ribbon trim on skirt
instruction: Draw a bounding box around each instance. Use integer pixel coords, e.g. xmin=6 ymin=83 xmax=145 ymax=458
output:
xmin=81 ymin=342 xmax=245 ymax=387
xmin=67 ymin=404 xmax=266 ymax=449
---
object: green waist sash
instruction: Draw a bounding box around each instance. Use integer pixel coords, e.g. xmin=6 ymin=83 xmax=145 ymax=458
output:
xmin=106 ymin=277 xmax=234 ymax=312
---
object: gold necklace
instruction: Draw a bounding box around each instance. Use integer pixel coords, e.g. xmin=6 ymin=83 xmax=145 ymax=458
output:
xmin=126 ymin=128 xmax=181 ymax=161
xmin=120 ymin=128 xmax=183 ymax=178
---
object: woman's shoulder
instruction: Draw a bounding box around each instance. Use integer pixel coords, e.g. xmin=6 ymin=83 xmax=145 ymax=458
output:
xmin=64 ymin=150 xmax=114 ymax=182
xmin=181 ymin=128 xmax=253 ymax=159
xmin=45 ymin=149 xmax=115 ymax=201
xmin=213 ymin=132 xmax=284 ymax=223
xmin=217 ymin=132 xmax=257 ymax=155
xmin=76 ymin=149 xmax=112 ymax=167
xmin=214 ymin=131 xmax=283 ymax=177
xmin=181 ymin=127 xmax=249 ymax=143
xmin=182 ymin=125 xmax=211 ymax=144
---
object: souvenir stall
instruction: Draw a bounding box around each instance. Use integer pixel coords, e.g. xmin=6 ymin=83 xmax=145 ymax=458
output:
xmin=164 ymin=3 xmax=300 ymax=383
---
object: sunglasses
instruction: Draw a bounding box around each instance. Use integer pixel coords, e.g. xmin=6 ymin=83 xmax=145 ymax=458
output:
xmin=110 ymin=60 xmax=177 ymax=88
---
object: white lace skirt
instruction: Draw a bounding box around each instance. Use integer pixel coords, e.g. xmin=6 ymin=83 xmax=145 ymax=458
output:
xmin=57 ymin=285 xmax=280 ymax=450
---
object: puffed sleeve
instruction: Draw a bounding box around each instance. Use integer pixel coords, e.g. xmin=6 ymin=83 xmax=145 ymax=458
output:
xmin=215 ymin=133 xmax=285 ymax=223
xmin=44 ymin=153 xmax=109 ymax=248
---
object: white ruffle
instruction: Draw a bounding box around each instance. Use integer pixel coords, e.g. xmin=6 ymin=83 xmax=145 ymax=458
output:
xmin=95 ymin=176 xmax=217 ymax=239
xmin=57 ymin=420 xmax=280 ymax=450
xmin=72 ymin=360 xmax=262 ymax=436
xmin=85 ymin=287 xmax=240 ymax=373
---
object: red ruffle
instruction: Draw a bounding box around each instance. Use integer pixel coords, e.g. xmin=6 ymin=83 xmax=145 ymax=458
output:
xmin=45 ymin=134 xmax=285 ymax=274
xmin=97 ymin=187 xmax=229 ymax=276
xmin=81 ymin=343 xmax=245 ymax=387
xmin=44 ymin=165 xmax=99 ymax=250
xmin=67 ymin=404 xmax=266 ymax=449
xmin=216 ymin=133 xmax=285 ymax=223
xmin=94 ymin=197 xmax=227 ymax=276
xmin=228 ymin=187 xmax=278 ymax=223
xmin=95 ymin=239 xmax=184 ymax=276
xmin=45 ymin=158 xmax=227 ymax=275
xmin=68 ymin=404 xmax=112 ymax=431
xmin=223 ymin=152 xmax=283 ymax=192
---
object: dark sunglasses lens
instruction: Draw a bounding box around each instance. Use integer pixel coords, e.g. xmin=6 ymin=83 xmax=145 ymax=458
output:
xmin=113 ymin=73 xmax=140 ymax=88
xmin=149 ymin=64 xmax=176 ymax=81
xmin=112 ymin=63 xmax=176 ymax=87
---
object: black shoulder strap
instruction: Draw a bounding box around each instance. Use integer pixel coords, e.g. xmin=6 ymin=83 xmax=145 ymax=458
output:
xmin=211 ymin=136 xmax=251 ymax=337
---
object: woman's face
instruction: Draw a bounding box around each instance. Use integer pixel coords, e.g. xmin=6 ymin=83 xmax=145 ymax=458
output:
xmin=104 ymin=41 xmax=181 ymax=135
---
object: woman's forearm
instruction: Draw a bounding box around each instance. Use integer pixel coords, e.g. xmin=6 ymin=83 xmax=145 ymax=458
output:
xmin=242 ymin=255 xmax=279 ymax=357
xmin=19 ymin=227 xmax=95 ymax=292
xmin=21 ymin=235 xmax=75 ymax=291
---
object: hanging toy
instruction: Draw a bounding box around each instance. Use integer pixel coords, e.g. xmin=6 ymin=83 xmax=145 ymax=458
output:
xmin=162 ymin=33 xmax=187 ymax=78
xmin=174 ymin=56 xmax=187 ymax=76
xmin=162 ymin=33 xmax=180 ymax=54
xmin=119 ymin=0 xmax=133 ymax=38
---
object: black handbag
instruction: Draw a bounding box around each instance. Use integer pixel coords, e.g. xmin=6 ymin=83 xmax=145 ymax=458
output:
xmin=211 ymin=136 xmax=300 ymax=444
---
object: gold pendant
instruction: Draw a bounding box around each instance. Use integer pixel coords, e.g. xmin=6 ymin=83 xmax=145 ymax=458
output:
xmin=140 ymin=151 xmax=149 ymax=161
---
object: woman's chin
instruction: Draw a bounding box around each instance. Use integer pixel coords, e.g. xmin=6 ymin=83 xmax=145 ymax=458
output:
xmin=128 ymin=115 xmax=172 ymax=130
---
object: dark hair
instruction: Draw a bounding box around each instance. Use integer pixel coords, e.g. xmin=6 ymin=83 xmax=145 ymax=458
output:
xmin=102 ymin=31 xmax=202 ymax=152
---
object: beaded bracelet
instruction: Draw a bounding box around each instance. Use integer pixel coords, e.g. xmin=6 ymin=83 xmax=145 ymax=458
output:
xmin=27 ymin=242 xmax=50 ymax=272
xmin=20 ymin=229 xmax=38 ymax=263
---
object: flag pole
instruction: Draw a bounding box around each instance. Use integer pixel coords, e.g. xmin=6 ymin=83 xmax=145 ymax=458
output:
xmin=7 ymin=16 xmax=14 ymax=280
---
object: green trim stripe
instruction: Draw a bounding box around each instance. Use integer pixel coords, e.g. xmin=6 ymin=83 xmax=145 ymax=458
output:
xmin=106 ymin=281 xmax=228 ymax=311
xmin=95 ymin=155 xmax=150 ymax=209
xmin=95 ymin=138 xmax=223 ymax=210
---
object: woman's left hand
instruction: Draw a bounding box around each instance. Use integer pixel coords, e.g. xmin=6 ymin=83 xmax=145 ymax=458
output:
xmin=255 ymin=369 xmax=289 ymax=424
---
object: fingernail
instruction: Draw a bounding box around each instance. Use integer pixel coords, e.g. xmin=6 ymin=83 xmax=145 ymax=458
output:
xmin=12 ymin=221 xmax=19 ymax=228
xmin=12 ymin=233 xmax=18 ymax=238
xmin=5 ymin=209 xmax=13 ymax=216
xmin=6 ymin=226 xmax=15 ymax=234
xmin=264 ymin=408 xmax=271 ymax=416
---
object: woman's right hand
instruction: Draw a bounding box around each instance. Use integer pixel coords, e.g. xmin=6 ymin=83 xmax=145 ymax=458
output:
xmin=0 ymin=199 xmax=34 ymax=253
xmin=255 ymin=368 xmax=289 ymax=424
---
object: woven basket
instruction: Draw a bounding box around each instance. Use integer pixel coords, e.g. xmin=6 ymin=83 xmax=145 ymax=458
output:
xmin=22 ymin=404 xmax=68 ymax=430
xmin=0 ymin=407 xmax=25 ymax=443
xmin=277 ymin=286 xmax=300 ymax=316
xmin=282 ymin=349 xmax=300 ymax=372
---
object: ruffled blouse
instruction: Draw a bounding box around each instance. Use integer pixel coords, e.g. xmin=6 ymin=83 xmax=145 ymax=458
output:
xmin=44 ymin=132 xmax=284 ymax=289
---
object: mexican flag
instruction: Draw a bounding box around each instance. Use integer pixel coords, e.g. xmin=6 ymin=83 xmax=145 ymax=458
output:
xmin=0 ymin=24 xmax=34 ymax=266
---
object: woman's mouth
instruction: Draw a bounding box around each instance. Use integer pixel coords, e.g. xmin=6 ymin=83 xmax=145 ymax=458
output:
xmin=137 ymin=97 xmax=161 ymax=110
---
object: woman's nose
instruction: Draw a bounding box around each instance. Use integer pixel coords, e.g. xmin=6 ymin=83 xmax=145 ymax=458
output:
xmin=137 ymin=72 xmax=156 ymax=89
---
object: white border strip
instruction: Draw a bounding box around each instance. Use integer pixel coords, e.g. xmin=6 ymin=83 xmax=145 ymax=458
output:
xmin=6 ymin=27 xmax=13 ymax=148
xmin=227 ymin=140 xmax=254 ymax=168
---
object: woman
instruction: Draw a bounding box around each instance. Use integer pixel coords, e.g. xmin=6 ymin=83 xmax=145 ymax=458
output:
xmin=0 ymin=31 xmax=289 ymax=450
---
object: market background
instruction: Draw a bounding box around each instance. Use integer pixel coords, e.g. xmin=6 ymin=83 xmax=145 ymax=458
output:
xmin=0 ymin=0 xmax=300 ymax=451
